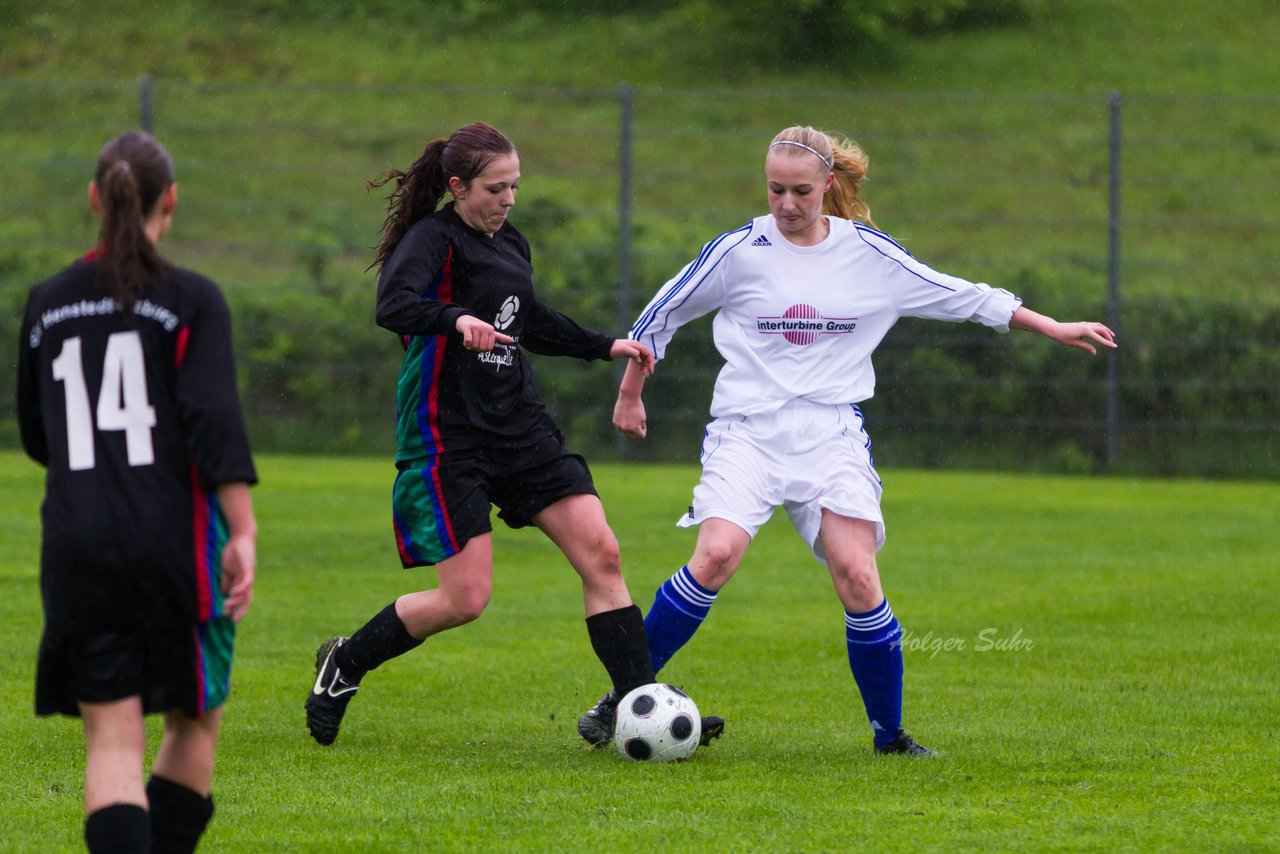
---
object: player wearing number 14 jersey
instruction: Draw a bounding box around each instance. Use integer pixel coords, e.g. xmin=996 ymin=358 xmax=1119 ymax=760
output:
xmin=17 ymin=130 xmax=257 ymax=853
xmin=19 ymin=253 xmax=255 ymax=638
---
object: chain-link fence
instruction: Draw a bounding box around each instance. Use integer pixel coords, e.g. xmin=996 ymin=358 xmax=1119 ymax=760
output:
xmin=2 ymin=79 xmax=1277 ymax=477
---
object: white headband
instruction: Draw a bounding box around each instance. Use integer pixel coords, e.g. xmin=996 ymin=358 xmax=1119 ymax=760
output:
xmin=769 ymin=140 xmax=832 ymax=170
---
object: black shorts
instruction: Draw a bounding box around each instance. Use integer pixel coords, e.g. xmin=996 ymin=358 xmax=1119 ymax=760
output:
xmin=35 ymin=619 xmax=236 ymax=719
xmin=391 ymin=429 xmax=597 ymax=568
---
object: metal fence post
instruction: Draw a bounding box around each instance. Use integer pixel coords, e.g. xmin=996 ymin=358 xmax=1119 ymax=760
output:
xmin=139 ymin=75 xmax=154 ymax=132
xmin=615 ymin=84 xmax=635 ymax=456
xmin=1105 ymin=92 xmax=1122 ymax=468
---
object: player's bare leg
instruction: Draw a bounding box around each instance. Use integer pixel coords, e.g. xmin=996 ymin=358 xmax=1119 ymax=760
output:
xmin=153 ymin=707 xmax=221 ymax=793
xmin=395 ymin=534 xmax=495 ymax=636
xmin=820 ymin=511 xmax=935 ymax=756
xmin=534 ymin=493 xmax=632 ymax=617
xmin=82 ymin=697 xmax=147 ymax=812
xmin=148 ymin=708 xmax=221 ymax=851
xmin=819 ymin=513 xmax=884 ymax=614
xmin=685 ymin=518 xmax=752 ymax=592
xmin=80 ymin=696 xmax=149 ymax=851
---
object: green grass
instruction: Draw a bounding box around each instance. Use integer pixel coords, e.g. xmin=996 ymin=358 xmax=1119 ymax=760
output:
xmin=2 ymin=451 xmax=1277 ymax=851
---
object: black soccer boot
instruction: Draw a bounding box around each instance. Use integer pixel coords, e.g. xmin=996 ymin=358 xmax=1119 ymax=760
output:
xmin=305 ymin=637 xmax=361 ymax=746
xmin=577 ymin=691 xmax=619 ymax=746
xmin=698 ymin=714 xmax=725 ymax=746
xmin=577 ymin=690 xmax=727 ymax=748
xmin=874 ymin=729 xmax=937 ymax=756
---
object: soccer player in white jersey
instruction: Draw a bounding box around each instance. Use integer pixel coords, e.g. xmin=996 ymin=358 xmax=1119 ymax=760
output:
xmin=577 ymin=125 xmax=1117 ymax=755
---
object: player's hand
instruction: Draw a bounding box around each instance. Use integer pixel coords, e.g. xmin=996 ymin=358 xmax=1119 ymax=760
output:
xmin=221 ymin=533 xmax=256 ymax=622
xmin=610 ymin=339 xmax=655 ymax=376
xmin=1052 ymin=321 xmax=1118 ymax=356
xmin=614 ymin=394 xmax=648 ymax=439
xmin=456 ymin=315 xmax=513 ymax=352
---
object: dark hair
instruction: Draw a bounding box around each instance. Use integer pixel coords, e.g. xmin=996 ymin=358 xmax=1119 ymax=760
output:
xmin=369 ymin=122 xmax=515 ymax=271
xmin=94 ymin=131 xmax=177 ymax=310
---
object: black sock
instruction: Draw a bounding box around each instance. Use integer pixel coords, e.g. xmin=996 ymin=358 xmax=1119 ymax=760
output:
xmin=336 ymin=602 xmax=424 ymax=681
xmin=147 ymin=775 xmax=214 ymax=854
xmin=586 ymin=604 xmax=656 ymax=697
xmin=84 ymin=803 xmax=150 ymax=854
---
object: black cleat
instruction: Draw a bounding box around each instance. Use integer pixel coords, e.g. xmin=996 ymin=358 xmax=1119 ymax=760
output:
xmin=305 ymin=637 xmax=360 ymax=746
xmin=698 ymin=715 xmax=725 ymax=747
xmin=874 ymin=729 xmax=936 ymax=756
xmin=577 ymin=691 xmax=619 ymax=747
xmin=577 ymin=690 xmax=727 ymax=748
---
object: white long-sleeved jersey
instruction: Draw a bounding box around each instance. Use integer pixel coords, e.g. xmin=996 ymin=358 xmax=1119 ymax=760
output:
xmin=631 ymin=214 xmax=1023 ymax=418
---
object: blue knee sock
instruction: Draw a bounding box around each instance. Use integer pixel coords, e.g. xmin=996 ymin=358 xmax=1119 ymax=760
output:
xmin=644 ymin=566 xmax=718 ymax=675
xmin=845 ymin=598 xmax=904 ymax=745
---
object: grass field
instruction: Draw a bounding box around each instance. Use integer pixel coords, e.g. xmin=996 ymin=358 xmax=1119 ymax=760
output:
xmin=1 ymin=452 xmax=1277 ymax=851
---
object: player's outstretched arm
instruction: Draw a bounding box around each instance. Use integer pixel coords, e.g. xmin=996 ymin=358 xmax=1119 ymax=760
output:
xmin=613 ymin=357 xmax=650 ymax=439
xmin=216 ymin=481 xmax=258 ymax=622
xmin=1010 ymin=307 xmax=1118 ymax=356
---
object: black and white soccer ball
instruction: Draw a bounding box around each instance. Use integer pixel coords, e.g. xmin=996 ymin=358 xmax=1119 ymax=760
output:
xmin=613 ymin=683 xmax=701 ymax=762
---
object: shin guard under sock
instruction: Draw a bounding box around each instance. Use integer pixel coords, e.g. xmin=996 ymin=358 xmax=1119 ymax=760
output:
xmin=845 ymin=598 xmax=905 ymax=745
xmin=586 ymin=604 xmax=656 ymax=697
xmin=336 ymin=602 xmax=424 ymax=682
xmin=644 ymin=565 xmax=718 ymax=675
xmin=84 ymin=804 xmax=150 ymax=854
xmin=147 ymin=775 xmax=214 ymax=854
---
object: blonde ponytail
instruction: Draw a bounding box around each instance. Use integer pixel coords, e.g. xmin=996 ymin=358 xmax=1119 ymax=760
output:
xmin=823 ymin=134 xmax=875 ymax=228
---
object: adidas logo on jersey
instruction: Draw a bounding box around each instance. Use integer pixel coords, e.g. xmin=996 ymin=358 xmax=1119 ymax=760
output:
xmin=751 ymin=235 xmax=771 ymax=246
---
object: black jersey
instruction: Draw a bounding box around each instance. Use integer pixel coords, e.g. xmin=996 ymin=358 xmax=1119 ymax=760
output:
xmin=17 ymin=257 xmax=257 ymax=633
xmin=375 ymin=203 xmax=613 ymax=459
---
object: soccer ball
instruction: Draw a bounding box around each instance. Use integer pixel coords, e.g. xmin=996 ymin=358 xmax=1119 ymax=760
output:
xmin=613 ymin=683 xmax=701 ymax=762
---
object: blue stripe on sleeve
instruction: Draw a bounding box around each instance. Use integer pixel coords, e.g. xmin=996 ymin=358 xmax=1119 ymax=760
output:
xmin=853 ymin=222 xmax=914 ymax=257
xmin=631 ymin=223 xmax=753 ymax=338
xmin=854 ymin=225 xmax=957 ymax=292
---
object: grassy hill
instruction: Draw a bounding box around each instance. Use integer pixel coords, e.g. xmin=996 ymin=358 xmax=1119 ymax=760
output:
xmin=1 ymin=1 xmax=1276 ymax=473
xmin=3 ymin=0 xmax=1273 ymax=299
xmin=3 ymin=1 xmax=1276 ymax=95
xmin=3 ymin=0 xmax=1275 ymax=299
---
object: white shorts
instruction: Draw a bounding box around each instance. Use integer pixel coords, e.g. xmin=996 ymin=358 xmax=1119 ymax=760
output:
xmin=677 ymin=400 xmax=885 ymax=563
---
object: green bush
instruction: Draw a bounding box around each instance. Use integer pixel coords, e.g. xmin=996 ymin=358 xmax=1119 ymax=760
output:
xmin=5 ymin=236 xmax=1275 ymax=478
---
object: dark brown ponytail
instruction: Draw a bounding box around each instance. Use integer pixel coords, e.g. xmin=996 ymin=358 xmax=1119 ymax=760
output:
xmin=369 ymin=122 xmax=515 ymax=272
xmin=94 ymin=131 xmax=176 ymax=310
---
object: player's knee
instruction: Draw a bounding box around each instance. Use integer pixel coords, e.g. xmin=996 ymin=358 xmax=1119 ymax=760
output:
xmin=162 ymin=710 xmax=219 ymax=746
xmin=831 ymin=556 xmax=880 ymax=607
xmin=592 ymin=535 xmax=622 ymax=576
xmin=694 ymin=540 xmax=740 ymax=584
xmin=447 ymin=584 xmax=491 ymax=625
xmin=570 ymin=526 xmax=621 ymax=581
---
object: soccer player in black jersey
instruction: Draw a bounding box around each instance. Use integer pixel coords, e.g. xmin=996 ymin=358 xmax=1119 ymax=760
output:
xmin=304 ymin=122 xmax=722 ymax=750
xmin=17 ymin=131 xmax=258 ymax=853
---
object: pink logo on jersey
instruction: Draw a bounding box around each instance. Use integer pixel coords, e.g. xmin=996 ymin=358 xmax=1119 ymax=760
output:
xmin=756 ymin=304 xmax=858 ymax=346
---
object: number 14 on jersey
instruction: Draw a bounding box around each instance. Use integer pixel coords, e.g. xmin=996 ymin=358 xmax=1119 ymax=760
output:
xmin=50 ymin=331 xmax=157 ymax=471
